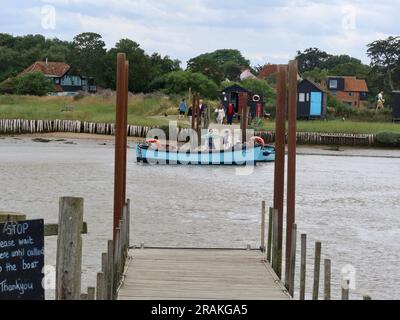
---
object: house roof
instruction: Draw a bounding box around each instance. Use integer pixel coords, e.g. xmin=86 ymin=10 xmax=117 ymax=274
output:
xmin=21 ymin=61 xmax=70 ymax=77
xmin=328 ymin=76 xmax=369 ymax=92
xmin=300 ymin=78 xmax=328 ymax=93
xmin=221 ymin=84 xmax=250 ymax=94
xmin=240 ymin=69 xmax=256 ymax=80
xmin=344 ymin=77 xmax=369 ymax=92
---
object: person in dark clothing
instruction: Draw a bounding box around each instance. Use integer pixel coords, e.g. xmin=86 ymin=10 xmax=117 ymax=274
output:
xmin=188 ymin=106 xmax=193 ymax=124
xmin=227 ymin=103 xmax=235 ymax=125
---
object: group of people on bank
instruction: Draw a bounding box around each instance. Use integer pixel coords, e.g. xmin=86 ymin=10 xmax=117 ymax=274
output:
xmin=178 ymin=99 xmax=237 ymax=125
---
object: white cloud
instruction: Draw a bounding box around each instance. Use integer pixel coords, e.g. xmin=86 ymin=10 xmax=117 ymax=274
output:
xmin=1 ymin=0 xmax=399 ymax=66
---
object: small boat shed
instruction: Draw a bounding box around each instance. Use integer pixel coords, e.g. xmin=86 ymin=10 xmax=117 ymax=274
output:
xmin=220 ymin=84 xmax=265 ymax=118
xmin=297 ymin=79 xmax=327 ymax=119
xmin=392 ymin=91 xmax=400 ymax=121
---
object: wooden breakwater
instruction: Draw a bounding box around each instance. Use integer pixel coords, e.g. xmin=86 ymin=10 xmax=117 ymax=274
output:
xmin=0 ymin=118 xmax=376 ymax=146
xmin=258 ymin=131 xmax=375 ymax=147
xmin=0 ymin=119 xmax=152 ymax=138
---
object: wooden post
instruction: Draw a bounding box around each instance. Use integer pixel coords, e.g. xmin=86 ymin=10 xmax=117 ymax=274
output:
xmin=87 ymin=287 xmax=95 ymax=300
xmin=107 ymin=240 xmax=114 ymax=300
xmin=272 ymin=209 xmax=279 ymax=274
xmin=260 ymin=201 xmax=266 ymax=252
xmin=342 ymin=280 xmax=350 ymax=300
xmin=273 ymin=65 xmax=287 ymax=279
xmin=113 ymin=52 xmax=128 ymax=242
xmin=267 ymin=208 xmax=273 ymax=263
xmin=96 ymin=272 xmax=105 ymax=300
xmin=288 ymin=223 xmax=297 ymax=297
xmin=113 ymin=227 xmax=121 ymax=299
xmin=312 ymin=241 xmax=322 ymax=300
xmin=56 ymin=197 xmax=84 ymax=300
xmin=240 ymin=93 xmax=248 ymax=143
xmin=196 ymin=95 xmax=201 ymax=145
xmin=300 ymin=234 xmax=307 ymax=300
xmin=286 ymin=60 xmax=298 ymax=284
xmin=324 ymin=259 xmax=331 ymax=300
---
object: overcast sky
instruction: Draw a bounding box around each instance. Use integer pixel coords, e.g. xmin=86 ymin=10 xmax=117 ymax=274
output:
xmin=1 ymin=0 xmax=399 ymax=67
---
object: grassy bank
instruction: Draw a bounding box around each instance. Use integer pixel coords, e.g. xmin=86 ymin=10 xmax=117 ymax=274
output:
xmin=0 ymin=94 xmax=180 ymax=127
xmin=1 ymin=94 xmax=399 ymax=134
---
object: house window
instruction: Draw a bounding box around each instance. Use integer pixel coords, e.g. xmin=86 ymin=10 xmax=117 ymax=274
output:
xmin=306 ymin=93 xmax=310 ymax=102
xmin=349 ymin=92 xmax=354 ymax=97
xmin=329 ymin=80 xmax=338 ymax=89
xmin=54 ymin=78 xmax=60 ymax=84
xmin=299 ymin=93 xmax=305 ymax=102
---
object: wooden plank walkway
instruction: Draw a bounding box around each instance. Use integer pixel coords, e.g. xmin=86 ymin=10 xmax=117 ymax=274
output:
xmin=118 ymin=248 xmax=291 ymax=300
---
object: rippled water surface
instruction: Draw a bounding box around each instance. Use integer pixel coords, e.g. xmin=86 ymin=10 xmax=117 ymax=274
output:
xmin=0 ymin=137 xmax=399 ymax=300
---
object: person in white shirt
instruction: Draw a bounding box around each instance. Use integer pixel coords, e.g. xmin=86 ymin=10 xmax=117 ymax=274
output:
xmin=215 ymin=105 xmax=226 ymax=125
xmin=376 ymin=91 xmax=385 ymax=111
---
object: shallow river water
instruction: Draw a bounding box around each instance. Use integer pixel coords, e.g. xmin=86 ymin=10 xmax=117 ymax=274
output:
xmin=0 ymin=136 xmax=399 ymax=300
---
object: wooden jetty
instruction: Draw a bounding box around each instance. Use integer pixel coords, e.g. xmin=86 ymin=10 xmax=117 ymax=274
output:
xmin=118 ymin=247 xmax=290 ymax=300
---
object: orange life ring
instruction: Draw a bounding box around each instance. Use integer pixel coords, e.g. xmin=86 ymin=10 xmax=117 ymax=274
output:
xmin=250 ymin=136 xmax=265 ymax=147
xmin=147 ymin=139 xmax=161 ymax=149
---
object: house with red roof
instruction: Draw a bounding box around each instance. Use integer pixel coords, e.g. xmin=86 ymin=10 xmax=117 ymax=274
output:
xmin=326 ymin=76 xmax=368 ymax=108
xmin=21 ymin=60 xmax=96 ymax=95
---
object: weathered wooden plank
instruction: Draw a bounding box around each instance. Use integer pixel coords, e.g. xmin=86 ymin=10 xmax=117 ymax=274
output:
xmin=44 ymin=222 xmax=87 ymax=237
xmin=118 ymin=248 xmax=290 ymax=300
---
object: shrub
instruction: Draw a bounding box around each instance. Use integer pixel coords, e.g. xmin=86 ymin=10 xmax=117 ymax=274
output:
xmin=0 ymin=78 xmax=16 ymax=94
xmin=376 ymin=131 xmax=400 ymax=147
xmin=12 ymin=72 xmax=54 ymax=96
xmin=152 ymin=71 xmax=219 ymax=99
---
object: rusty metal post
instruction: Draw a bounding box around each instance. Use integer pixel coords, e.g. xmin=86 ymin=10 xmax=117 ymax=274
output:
xmin=285 ymin=60 xmax=298 ymax=285
xmin=273 ymin=64 xmax=287 ymax=279
xmin=113 ymin=53 xmax=128 ymax=242
xmin=122 ymin=61 xmax=129 ymax=203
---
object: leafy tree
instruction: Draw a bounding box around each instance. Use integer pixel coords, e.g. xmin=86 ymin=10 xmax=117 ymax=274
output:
xmin=187 ymin=55 xmax=224 ymax=84
xmin=71 ymin=32 xmax=107 ymax=86
xmin=12 ymin=72 xmax=54 ymax=96
xmin=296 ymin=48 xmax=330 ymax=72
xmin=302 ymin=68 xmax=329 ymax=83
xmin=187 ymin=49 xmax=250 ymax=83
xmin=155 ymin=70 xmax=219 ymax=98
xmin=323 ymin=55 xmax=362 ymax=70
xmin=222 ymin=61 xmax=242 ymax=81
xmin=367 ymin=36 xmax=400 ymax=90
xmin=104 ymin=39 xmax=154 ymax=93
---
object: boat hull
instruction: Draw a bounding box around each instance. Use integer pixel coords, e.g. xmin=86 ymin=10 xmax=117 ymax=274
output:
xmin=135 ymin=144 xmax=275 ymax=165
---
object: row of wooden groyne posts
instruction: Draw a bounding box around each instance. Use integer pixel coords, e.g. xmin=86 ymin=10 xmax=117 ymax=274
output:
xmin=0 ymin=118 xmax=375 ymax=146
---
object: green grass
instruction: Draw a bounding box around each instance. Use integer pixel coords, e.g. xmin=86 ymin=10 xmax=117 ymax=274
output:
xmin=1 ymin=94 xmax=399 ymax=134
xmin=0 ymin=94 xmax=177 ymax=127
xmin=255 ymin=120 xmax=400 ymax=134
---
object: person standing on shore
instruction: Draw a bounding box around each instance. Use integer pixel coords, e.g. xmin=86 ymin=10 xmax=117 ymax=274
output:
xmin=226 ymin=103 xmax=235 ymax=125
xmin=215 ymin=105 xmax=226 ymax=125
xmin=188 ymin=105 xmax=193 ymax=124
xmin=376 ymin=91 xmax=385 ymax=111
xmin=178 ymin=98 xmax=187 ymax=120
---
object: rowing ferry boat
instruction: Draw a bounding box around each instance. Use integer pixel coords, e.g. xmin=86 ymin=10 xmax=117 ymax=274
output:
xmin=135 ymin=136 xmax=275 ymax=165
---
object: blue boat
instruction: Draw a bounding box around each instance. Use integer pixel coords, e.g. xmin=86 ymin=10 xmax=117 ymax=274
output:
xmin=135 ymin=143 xmax=275 ymax=165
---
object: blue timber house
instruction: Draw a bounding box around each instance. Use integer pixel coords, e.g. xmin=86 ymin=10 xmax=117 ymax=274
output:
xmin=297 ymin=79 xmax=327 ymax=119
xmin=21 ymin=60 xmax=96 ymax=95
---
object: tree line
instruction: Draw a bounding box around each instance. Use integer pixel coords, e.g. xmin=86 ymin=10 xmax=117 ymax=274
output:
xmin=0 ymin=32 xmax=399 ymax=100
